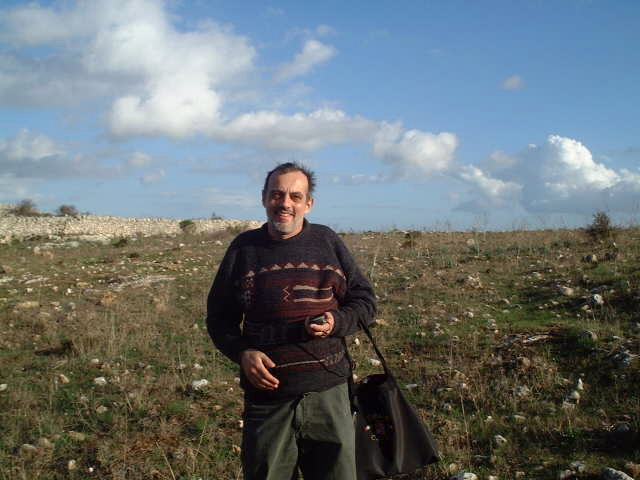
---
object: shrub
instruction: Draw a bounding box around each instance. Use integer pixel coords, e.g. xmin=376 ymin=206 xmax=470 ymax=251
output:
xmin=585 ymin=211 xmax=615 ymax=241
xmin=179 ymin=219 xmax=197 ymax=234
xmin=10 ymin=199 xmax=40 ymax=217
xmin=56 ymin=204 xmax=79 ymax=217
xmin=211 ymin=211 xmax=224 ymax=220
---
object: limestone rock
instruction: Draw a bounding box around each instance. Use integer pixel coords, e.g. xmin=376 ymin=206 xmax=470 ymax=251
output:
xmin=601 ymin=467 xmax=634 ymax=480
xmin=451 ymin=473 xmax=478 ymax=480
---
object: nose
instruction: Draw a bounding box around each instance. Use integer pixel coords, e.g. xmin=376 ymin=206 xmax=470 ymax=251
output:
xmin=280 ymin=193 xmax=294 ymax=208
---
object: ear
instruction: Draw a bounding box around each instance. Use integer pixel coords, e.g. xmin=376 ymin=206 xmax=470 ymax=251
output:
xmin=305 ymin=196 xmax=314 ymax=212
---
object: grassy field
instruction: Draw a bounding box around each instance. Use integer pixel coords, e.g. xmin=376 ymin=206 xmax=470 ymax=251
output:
xmin=1 ymin=225 xmax=639 ymax=479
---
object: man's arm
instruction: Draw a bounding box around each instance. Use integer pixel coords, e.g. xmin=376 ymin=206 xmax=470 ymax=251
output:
xmin=206 ymin=243 xmax=280 ymax=390
xmin=327 ymin=234 xmax=377 ymax=338
xmin=206 ymin=245 xmax=249 ymax=364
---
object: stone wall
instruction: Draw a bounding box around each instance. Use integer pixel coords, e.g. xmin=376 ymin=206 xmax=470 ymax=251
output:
xmin=0 ymin=210 xmax=261 ymax=242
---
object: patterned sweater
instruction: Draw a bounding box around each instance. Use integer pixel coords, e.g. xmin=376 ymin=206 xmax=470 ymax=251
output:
xmin=206 ymin=220 xmax=376 ymax=403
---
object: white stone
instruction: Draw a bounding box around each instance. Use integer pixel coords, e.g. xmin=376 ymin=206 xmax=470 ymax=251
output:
xmin=58 ymin=374 xmax=70 ymax=384
xmin=68 ymin=459 xmax=78 ymax=471
xmin=558 ymin=470 xmax=574 ymax=480
xmin=368 ymin=358 xmax=382 ymax=367
xmin=601 ymin=467 xmax=634 ymax=480
xmin=20 ymin=444 xmax=38 ymax=456
xmin=493 ymin=435 xmax=508 ymax=446
xmin=570 ymin=461 xmax=586 ymax=473
xmin=191 ymin=379 xmax=209 ymax=391
xmin=513 ymin=385 xmax=530 ymax=397
xmin=451 ymin=472 xmax=478 ymax=480
xmin=93 ymin=376 xmax=107 ymax=386
xmin=0 ymin=384 xmax=7 ymax=392
xmin=558 ymin=286 xmax=575 ymax=297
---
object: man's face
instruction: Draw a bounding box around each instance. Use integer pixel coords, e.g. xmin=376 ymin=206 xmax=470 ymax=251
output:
xmin=262 ymin=170 xmax=313 ymax=239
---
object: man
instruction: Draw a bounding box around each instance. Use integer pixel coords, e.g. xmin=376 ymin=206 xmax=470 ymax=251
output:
xmin=207 ymin=162 xmax=376 ymax=480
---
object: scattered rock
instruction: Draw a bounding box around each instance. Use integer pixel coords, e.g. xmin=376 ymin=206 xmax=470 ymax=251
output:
xmin=570 ymin=461 xmax=586 ymax=473
xmin=37 ymin=437 xmax=54 ymax=449
xmin=559 ymin=469 xmax=574 ymax=480
xmin=368 ymin=358 xmax=382 ymax=367
xmin=19 ymin=444 xmax=38 ymax=456
xmin=191 ymin=379 xmax=209 ymax=391
xmin=513 ymin=385 xmax=531 ymax=397
xmin=601 ymin=467 xmax=634 ymax=480
xmin=58 ymin=374 xmax=70 ymax=384
xmin=95 ymin=405 xmax=108 ymax=414
xmin=493 ymin=435 xmax=508 ymax=446
xmin=93 ymin=376 xmax=107 ymax=386
xmin=67 ymin=431 xmax=86 ymax=442
xmin=591 ymin=294 xmax=605 ymax=306
xmin=0 ymin=384 xmax=7 ymax=392
xmin=579 ymin=330 xmax=598 ymax=342
xmin=566 ymin=390 xmax=581 ymax=403
xmin=67 ymin=459 xmax=78 ymax=471
xmin=451 ymin=473 xmax=478 ymax=480
xmin=583 ymin=254 xmax=598 ymax=263
xmin=558 ymin=286 xmax=575 ymax=297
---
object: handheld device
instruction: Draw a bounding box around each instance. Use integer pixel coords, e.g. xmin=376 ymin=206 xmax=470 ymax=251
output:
xmin=309 ymin=315 xmax=327 ymax=325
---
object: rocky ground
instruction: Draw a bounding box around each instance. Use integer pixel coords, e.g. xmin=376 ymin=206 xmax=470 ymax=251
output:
xmin=0 ymin=226 xmax=638 ymax=479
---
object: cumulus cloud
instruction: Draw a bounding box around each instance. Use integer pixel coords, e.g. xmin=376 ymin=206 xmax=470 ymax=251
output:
xmin=1 ymin=0 xmax=255 ymax=137
xmin=213 ymin=108 xmax=378 ymax=151
xmin=372 ymin=123 xmax=458 ymax=176
xmin=456 ymin=135 xmax=640 ymax=214
xmin=502 ymin=75 xmax=525 ymax=90
xmin=275 ymin=40 xmax=336 ymax=83
xmin=0 ymin=129 xmax=118 ymax=179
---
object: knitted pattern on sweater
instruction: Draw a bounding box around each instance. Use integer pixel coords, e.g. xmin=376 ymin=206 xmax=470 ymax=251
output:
xmin=207 ymin=221 xmax=376 ymax=403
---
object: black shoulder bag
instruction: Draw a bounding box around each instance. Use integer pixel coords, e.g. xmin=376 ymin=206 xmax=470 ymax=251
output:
xmin=349 ymin=320 xmax=440 ymax=480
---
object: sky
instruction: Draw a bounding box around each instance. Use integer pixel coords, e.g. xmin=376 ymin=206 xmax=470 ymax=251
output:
xmin=1 ymin=0 xmax=639 ymax=231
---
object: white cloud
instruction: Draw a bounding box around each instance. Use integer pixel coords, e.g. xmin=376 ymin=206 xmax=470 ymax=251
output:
xmin=0 ymin=130 xmax=118 ymax=179
xmin=455 ymin=135 xmax=640 ymax=214
xmin=141 ymin=169 xmax=165 ymax=185
xmin=127 ymin=152 xmax=153 ymax=168
xmin=372 ymin=123 xmax=458 ymax=176
xmin=0 ymin=0 xmax=256 ymax=137
xmin=502 ymin=75 xmax=525 ymax=90
xmin=213 ymin=108 xmax=378 ymax=151
xmin=275 ymin=40 xmax=336 ymax=83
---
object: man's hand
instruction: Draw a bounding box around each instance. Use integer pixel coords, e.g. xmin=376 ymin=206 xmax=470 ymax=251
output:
xmin=240 ymin=349 xmax=280 ymax=391
xmin=305 ymin=312 xmax=334 ymax=339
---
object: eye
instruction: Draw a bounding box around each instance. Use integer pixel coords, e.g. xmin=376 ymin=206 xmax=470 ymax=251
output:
xmin=291 ymin=193 xmax=304 ymax=202
xmin=270 ymin=191 xmax=283 ymax=200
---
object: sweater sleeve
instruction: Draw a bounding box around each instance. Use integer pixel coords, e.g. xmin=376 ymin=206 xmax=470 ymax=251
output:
xmin=206 ymin=242 xmax=249 ymax=364
xmin=328 ymin=234 xmax=377 ymax=338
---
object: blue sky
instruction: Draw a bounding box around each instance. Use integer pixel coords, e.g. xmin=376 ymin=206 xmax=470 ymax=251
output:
xmin=1 ymin=0 xmax=639 ymax=231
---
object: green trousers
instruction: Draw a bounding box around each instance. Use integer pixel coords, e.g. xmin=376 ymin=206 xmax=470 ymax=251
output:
xmin=241 ymin=382 xmax=356 ymax=480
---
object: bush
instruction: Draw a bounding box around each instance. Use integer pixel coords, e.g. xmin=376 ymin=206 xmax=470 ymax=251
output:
xmin=585 ymin=211 xmax=615 ymax=242
xmin=10 ymin=199 xmax=40 ymax=217
xmin=179 ymin=219 xmax=197 ymax=234
xmin=211 ymin=211 xmax=224 ymax=220
xmin=56 ymin=204 xmax=79 ymax=217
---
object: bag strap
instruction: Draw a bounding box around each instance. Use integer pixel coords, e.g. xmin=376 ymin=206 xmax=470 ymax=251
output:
xmin=357 ymin=318 xmax=392 ymax=376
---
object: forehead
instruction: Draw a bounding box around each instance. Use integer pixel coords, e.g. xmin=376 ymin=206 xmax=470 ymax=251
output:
xmin=266 ymin=171 xmax=309 ymax=193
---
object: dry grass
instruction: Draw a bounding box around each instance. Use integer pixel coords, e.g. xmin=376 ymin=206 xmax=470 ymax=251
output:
xmin=1 ymin=226 xmax=639 ymax=479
